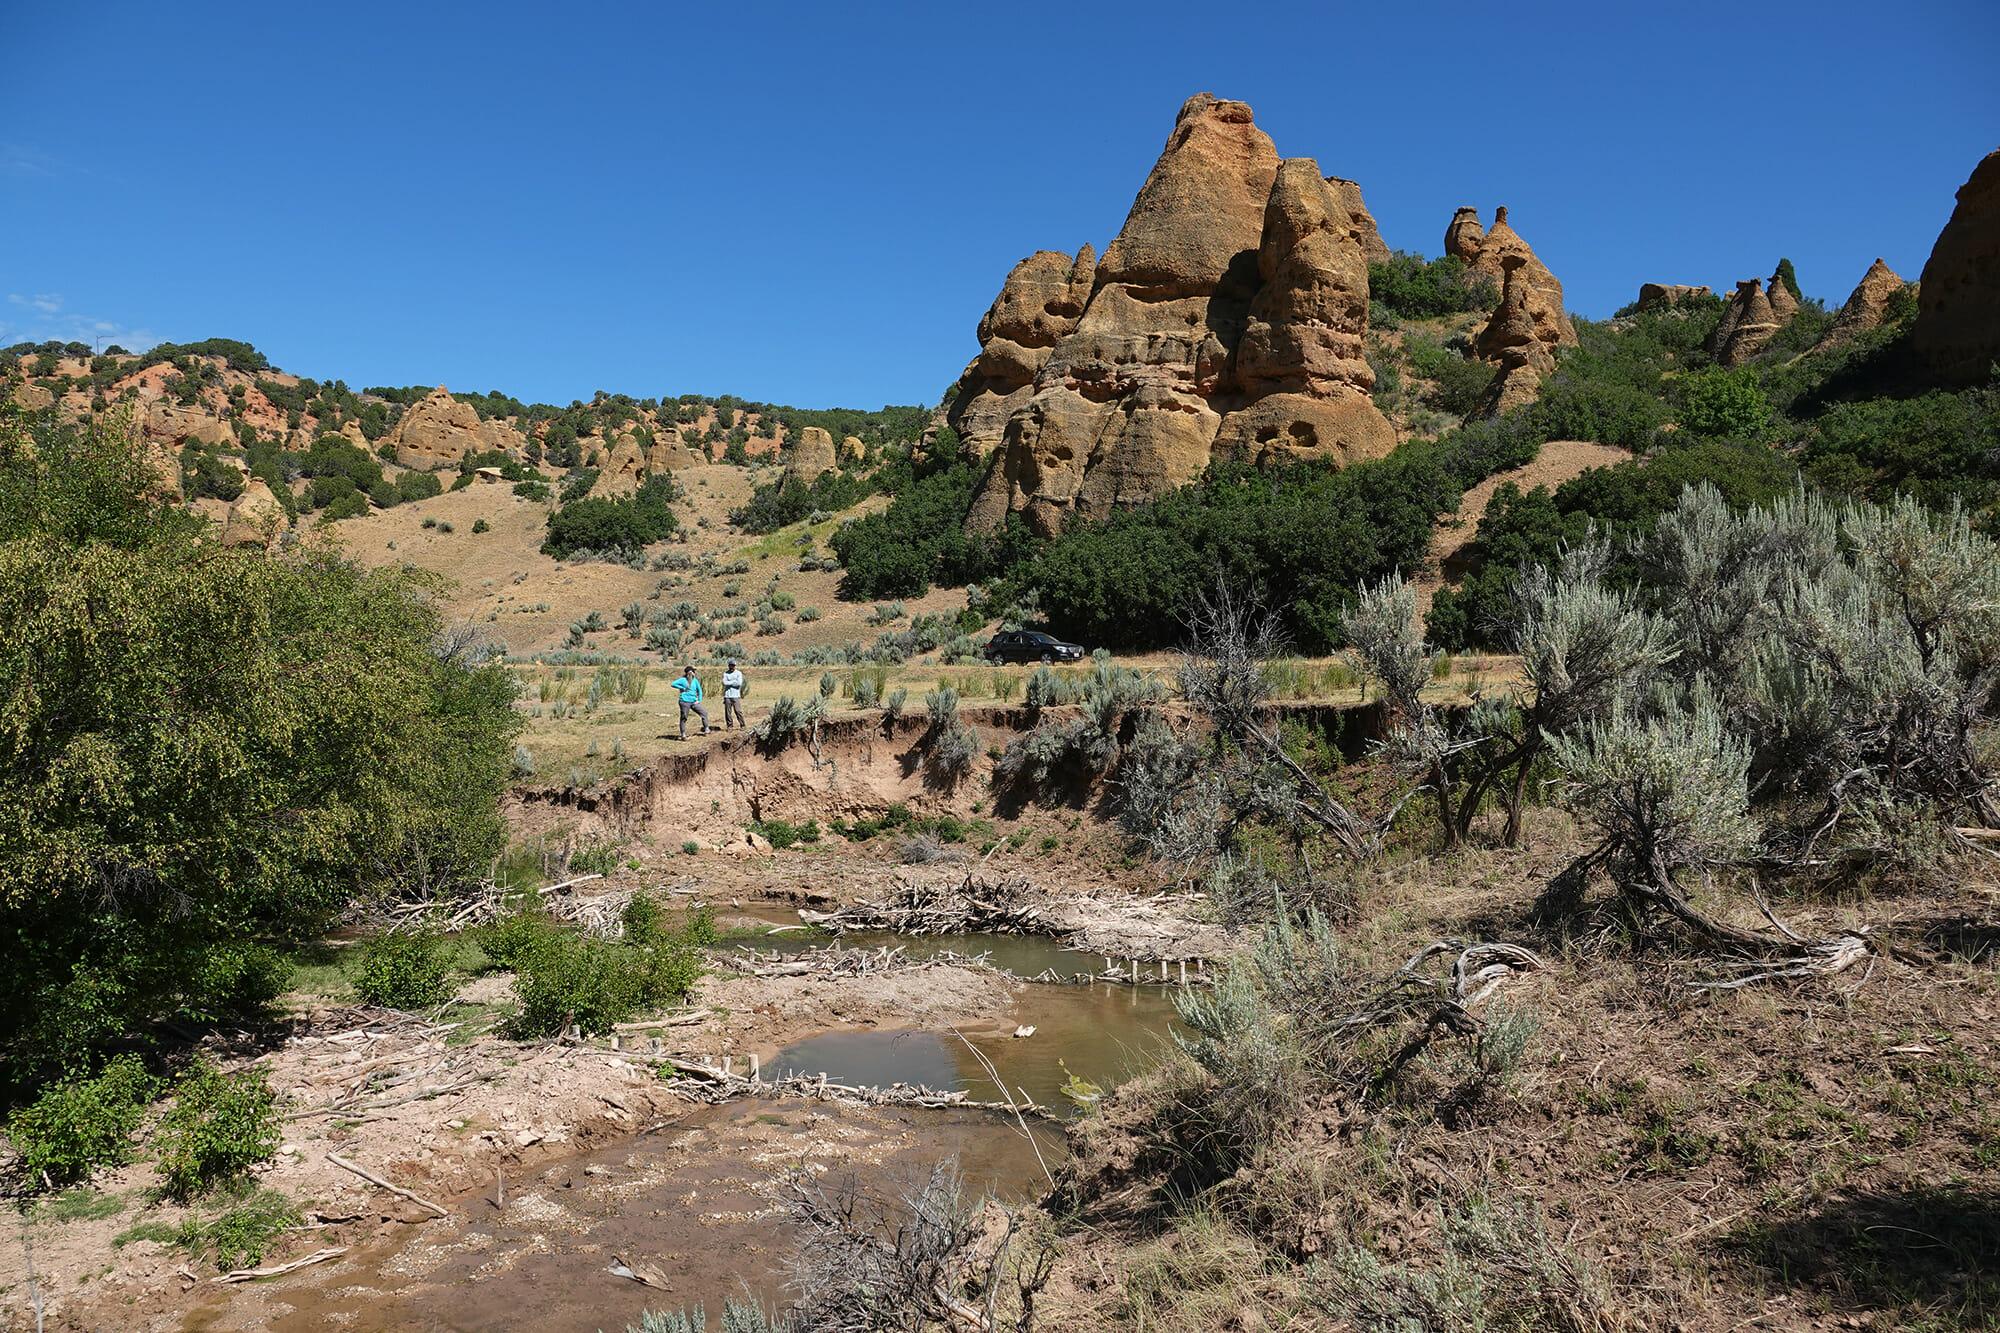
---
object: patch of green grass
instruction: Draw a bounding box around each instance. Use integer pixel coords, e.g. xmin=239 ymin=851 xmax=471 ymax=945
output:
xmin=112 ymin=1220 xmax=178 ymax=1250
xmin=35 ymin=1189 xmax=126 ymax=1224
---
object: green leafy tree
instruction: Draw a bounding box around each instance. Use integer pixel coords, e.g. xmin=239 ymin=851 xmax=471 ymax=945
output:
xmin=0 ymin=406 xmax=521 ymax=1084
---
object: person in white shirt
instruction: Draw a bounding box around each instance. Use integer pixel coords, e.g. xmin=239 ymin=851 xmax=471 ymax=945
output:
xmin=721 ymin=660 xmax=746 ymax=729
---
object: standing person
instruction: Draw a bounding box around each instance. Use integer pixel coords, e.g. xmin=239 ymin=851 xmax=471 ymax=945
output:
xmin=671 ymin=663 xmax=709 ymax=739
xmin=721 ymin=659 xmax=746 ymax=730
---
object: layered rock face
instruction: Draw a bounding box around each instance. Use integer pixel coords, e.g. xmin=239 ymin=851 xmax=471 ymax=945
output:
xmin=1634 ymin=283 xmax=1713 ymax=312
xmin=1825 ymin=258 xmax=1908 ymax=344
xmin=1910 ymin=147 xmax=2000 ymax=386
xmin=952 ymin=94 xmax=1395 ymax=537
xmin=384 ymin=386 xmax=525 ymax=470
xmin=1709 ymin=279 xmax=1784 ymax=367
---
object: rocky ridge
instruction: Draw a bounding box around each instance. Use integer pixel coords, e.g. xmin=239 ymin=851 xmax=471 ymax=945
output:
xmin=951 ymin=94 xmax=1397 ymax=538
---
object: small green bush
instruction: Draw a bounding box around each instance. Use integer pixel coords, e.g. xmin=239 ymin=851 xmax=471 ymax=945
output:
xmin=7 ymin=1055 xmax=155 ymax=1188
xmin=472 ymin=517 xmax=491 ymax=534
xmin=481 ymin=908 xmax=702 ymax=1037
xmin=682 ymin=839 xmax=700 ymax=856
xmin=770 ymin=590 xmax=796 ymax=611
xmin=155 ymin=1060 xmax=280 ymax=1200
xmin=354 ymin=928 xmax=454 ymax=1010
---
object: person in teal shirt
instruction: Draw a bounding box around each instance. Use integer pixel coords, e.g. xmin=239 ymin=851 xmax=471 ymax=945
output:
xmin=671 ymin=664 xmax=709 ymax=739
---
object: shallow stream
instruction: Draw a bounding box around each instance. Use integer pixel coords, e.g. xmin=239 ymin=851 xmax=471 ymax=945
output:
xmin=249 ymin=927 xmax=1186 ymax=1330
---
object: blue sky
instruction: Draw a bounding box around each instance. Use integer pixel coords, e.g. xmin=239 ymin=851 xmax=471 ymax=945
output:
xmin=3 ymin=1 xmax=1993 ymax=410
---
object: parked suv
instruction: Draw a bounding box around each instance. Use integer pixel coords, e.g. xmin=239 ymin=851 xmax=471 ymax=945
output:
xmin=984 ymin=629 xmax=1086 ymax=665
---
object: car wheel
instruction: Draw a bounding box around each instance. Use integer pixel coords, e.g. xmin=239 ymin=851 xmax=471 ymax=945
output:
xmin=1040 ymin=652 xmax=1054 ymax=664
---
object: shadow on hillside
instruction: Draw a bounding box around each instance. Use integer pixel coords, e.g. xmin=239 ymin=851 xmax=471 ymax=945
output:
xmin=1723 ymin=1185 xmax=2000 ymax=1322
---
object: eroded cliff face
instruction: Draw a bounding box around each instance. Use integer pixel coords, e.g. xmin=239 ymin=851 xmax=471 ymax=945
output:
xmin=1910 ymin=147 xmax=2000 ymax=387
xmin=951 ymin=94 xmax=1395 ymax=538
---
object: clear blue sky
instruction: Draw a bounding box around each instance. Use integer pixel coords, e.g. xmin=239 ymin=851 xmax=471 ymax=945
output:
xmin=4 ymin=1 xmax=1993 ymax=410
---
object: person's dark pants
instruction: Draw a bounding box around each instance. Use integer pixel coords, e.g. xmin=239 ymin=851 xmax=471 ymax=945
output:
xmin=679 ymin=700 xmax=709 ymax=737
xmin=724 ymin=696 xmax=745 ymax=728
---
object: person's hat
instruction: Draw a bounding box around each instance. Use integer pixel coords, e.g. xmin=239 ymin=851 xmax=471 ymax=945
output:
xmin=728 ymin=660 xmax=737 ymax=668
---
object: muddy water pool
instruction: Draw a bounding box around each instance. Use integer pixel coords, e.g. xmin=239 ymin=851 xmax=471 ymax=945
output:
xmin=739 ymin=929 xmax=1190 ymax=1109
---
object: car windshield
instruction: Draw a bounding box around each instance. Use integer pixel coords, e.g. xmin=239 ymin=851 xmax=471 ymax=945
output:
xmin=1028 ymin=633 xmax=1054 ymax=644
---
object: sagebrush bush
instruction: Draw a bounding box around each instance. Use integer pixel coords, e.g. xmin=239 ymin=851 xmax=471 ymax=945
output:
xmin=7 ymin=1055 xmax=155 ymax=1187
xmin=354 ymin=928 xmax=454 ymax=1009
xmin=155 ymin=1059 xmax=280 ymax=1199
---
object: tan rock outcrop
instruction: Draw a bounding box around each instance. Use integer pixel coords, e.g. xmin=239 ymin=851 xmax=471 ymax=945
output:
xmin=1463 ymin=207 xmax=1576 ymax=348
xmin=384 ymin=386 xmax=524 ymax=470
xmin=1444 ymin=207 xmax=1485 ymax=263
xmin=1451 ymin=206 xmax=1576 ymax=417
xmin=841 ymin=436 xmax=865 ymax=463
xmin=1635 ymin=283 xmax=1713 ymax=312
xmin=219 ymin=478 xmax=286 ymax=548
xmin=147 ymin=402 xmax=234 ymax=449
xmin=955 ymin=96 xmax=1394 ymax=537
xmin=782 ymin=426 xmax=839 ymax=489
xmin=1710 ymin=279 xmax=1783 ymax=367
xmin=948 ymin=244 xmax=1097 ymax=457
xmin=1215 ymin=159 xmax=1393 ymax=463
xmin=647 ymin=437 xmax=699 ymax=473
xmin=1325 ymin=176 xmax=1391 ymax=265
xmin=1825 ymin=258 xmax=1908 ymax=344
xmin=1910 ymin=147 xmax=2000 ymax=386
xmin=11 ymin=381 xmax=54 ymax=411
xmin=593 ymin=436 xmax=649 ymax=495
xmin=1472 ymin=255 xmax=1560 ymax=417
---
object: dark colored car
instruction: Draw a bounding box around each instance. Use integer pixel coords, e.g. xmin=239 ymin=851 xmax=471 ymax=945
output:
xmin=984 ymin=629 xmax=1086 ymax=665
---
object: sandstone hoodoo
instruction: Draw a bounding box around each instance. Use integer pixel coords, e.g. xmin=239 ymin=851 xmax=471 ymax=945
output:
xmin=1447 ymin=205 xmax=1576 ymax=416
xmin=383 ymin=385 xmax=526 ymax=470
xmin=1443 ymin=206 xmax=1485 ymax=262
xmin=1910 ymin=146 xmax=2000 ymax=387
xmin=1825 ymin=257 xmax=1909 ymax=344
xmin=1709 ymin=277 xmax=1784 ymax=367
xmin=952 ymin=93 xmax=1396 ymax=538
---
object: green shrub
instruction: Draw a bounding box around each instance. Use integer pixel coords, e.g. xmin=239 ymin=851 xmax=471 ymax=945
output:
xmin=512 ymin=479 xmax=552 ymax=503
xmin=505 ymin=926 xmax=699 ymax=1038
xmin=7 ymin=1055 xmax=155 ymax=1187
xmin=155 ymin=1060 xmax=279 ymax=1200
xmin=544 ymin=474 xmax=679 ymax=559
xmin=396 ymin=469 xmax=443 ymax=503
xmin=472 ymin=517 xmax=491 ymax=534
xmin=682 ymin=840 xmax=699 ymax=856
xmin=1368 ymin=251 xmax=1498 ymax=320
xmin=354 ymin=928 xmax=454 ymax=1010
xmin=0 ymin=410 xmax=520 ymax=1084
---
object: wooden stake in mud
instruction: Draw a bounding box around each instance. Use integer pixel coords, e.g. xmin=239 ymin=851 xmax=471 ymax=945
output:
xmin=495 ymin=1168 xmax=505 ymax=1213
xmin=1179 ymin=960 xmax=1187 ymax=986
xmin=750 ymin=1052 xmax=760 ymax=1080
